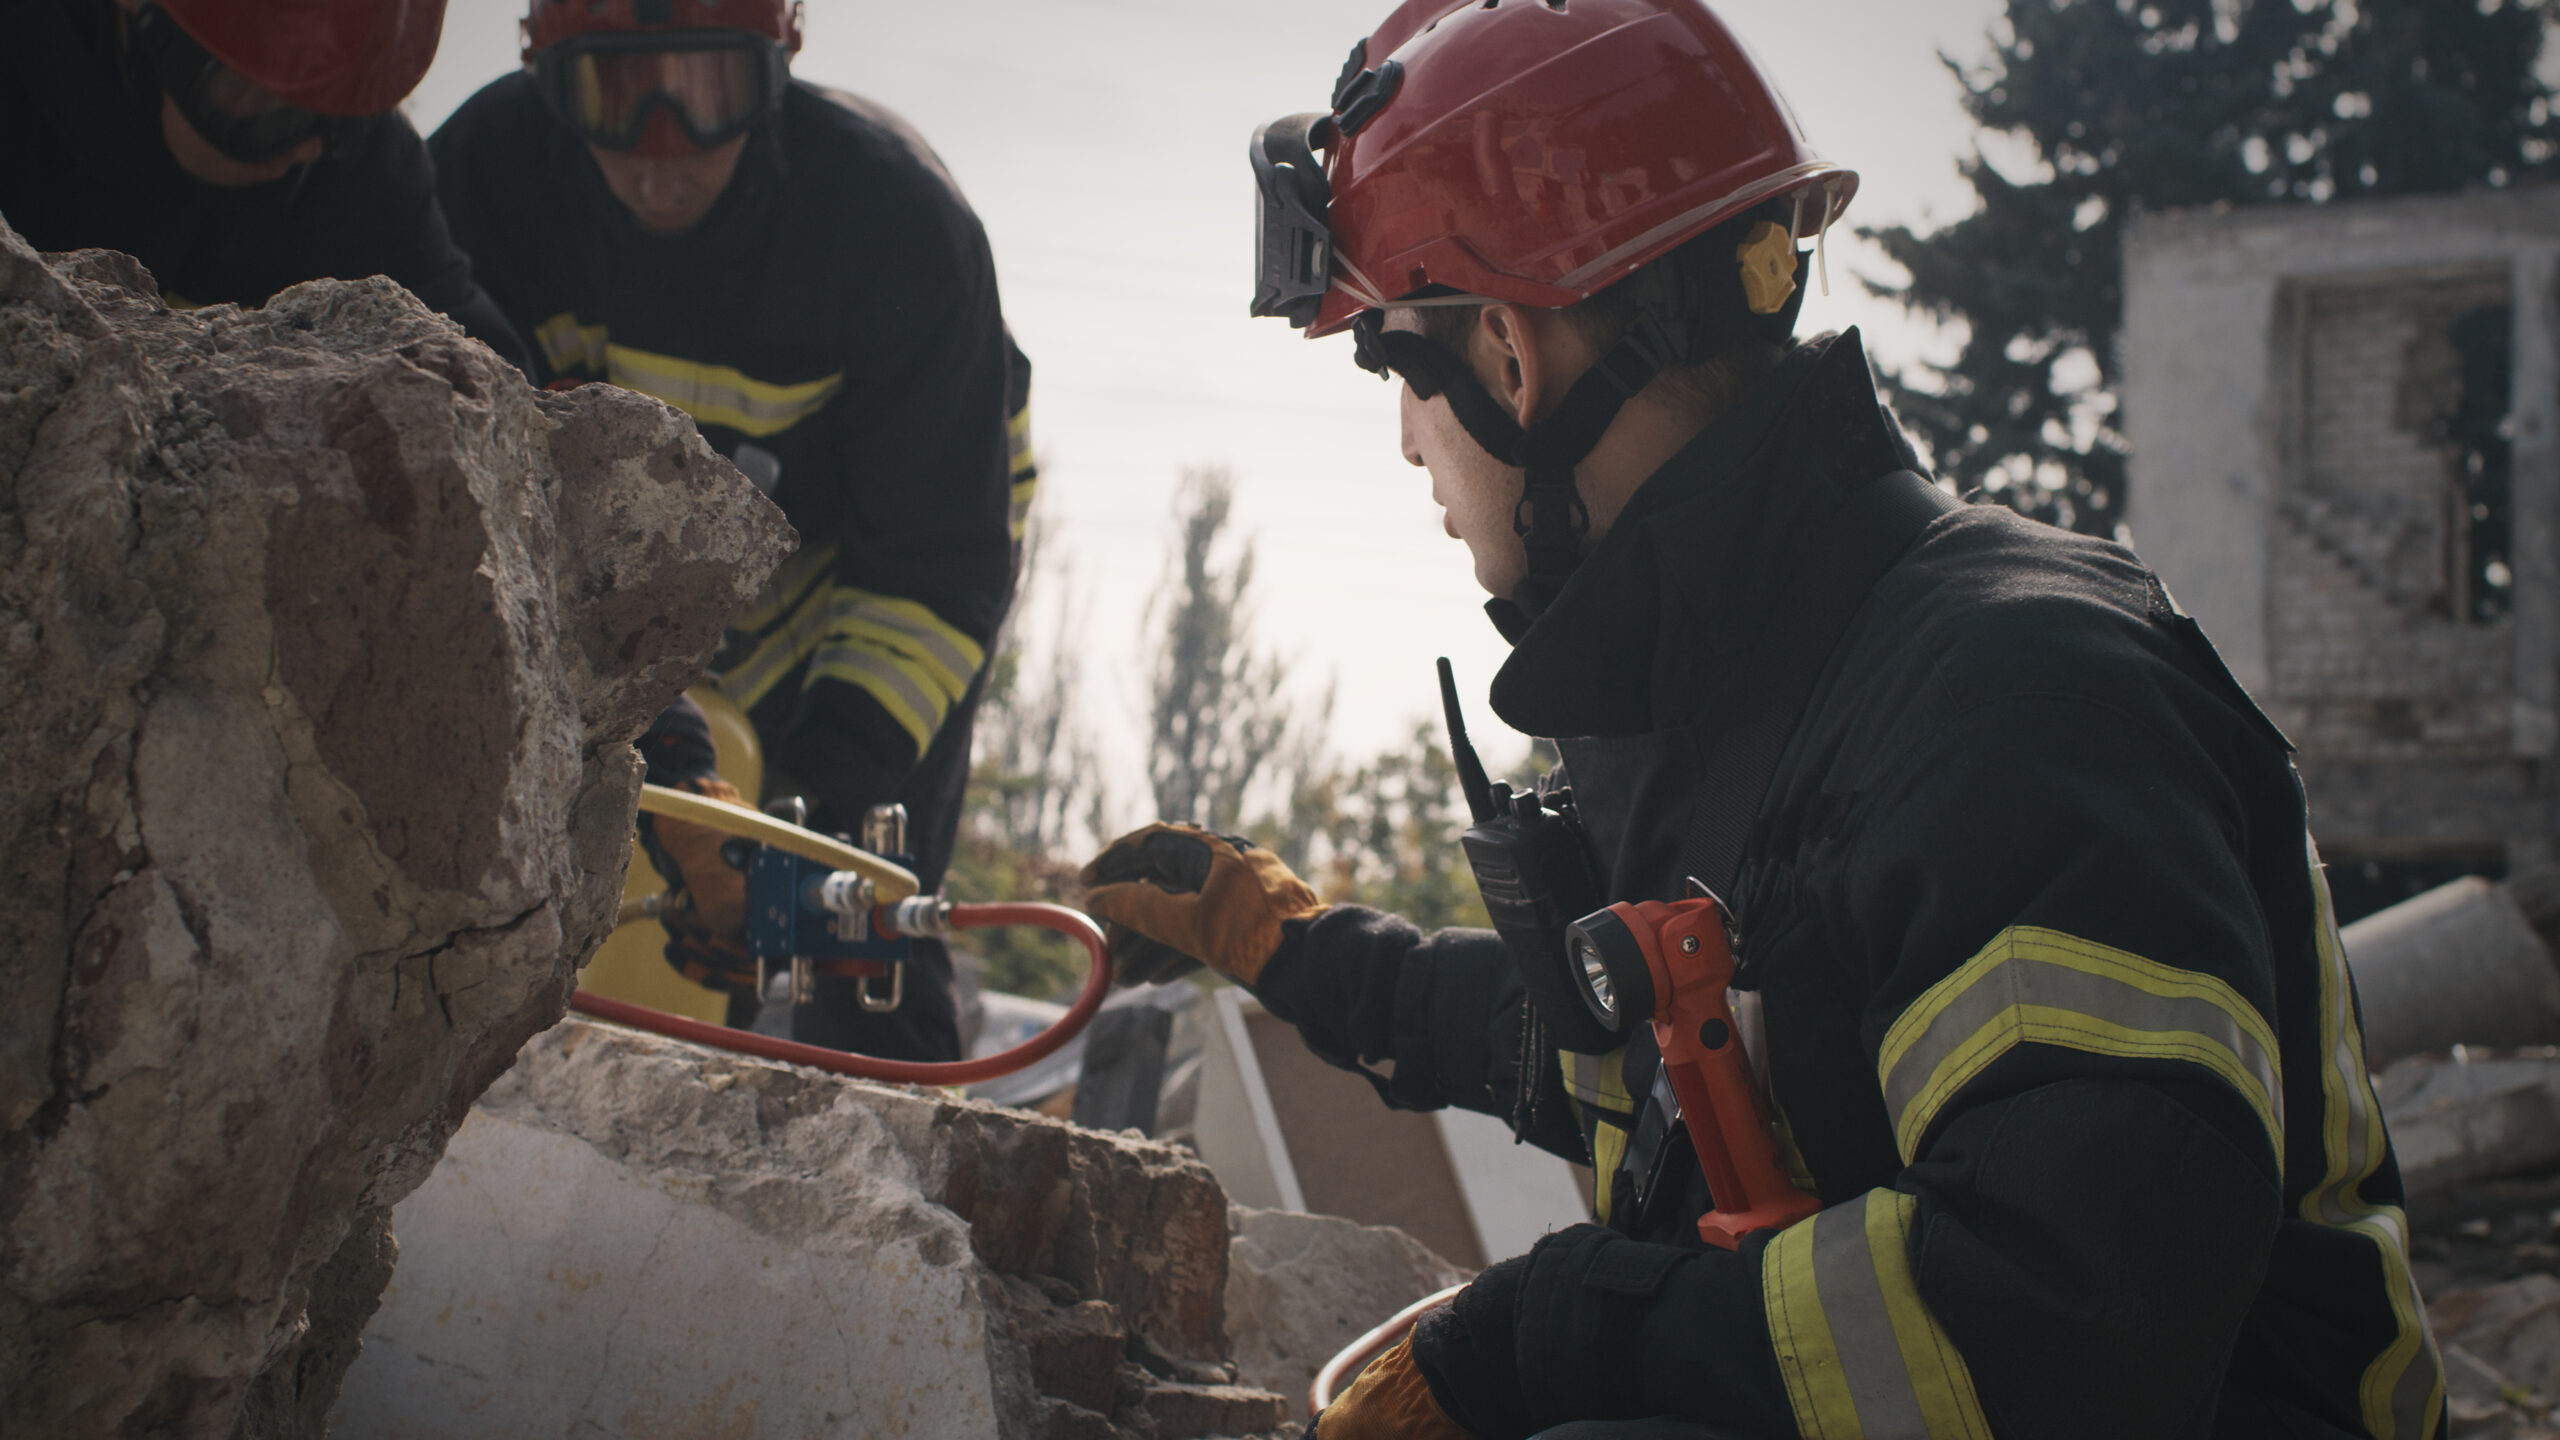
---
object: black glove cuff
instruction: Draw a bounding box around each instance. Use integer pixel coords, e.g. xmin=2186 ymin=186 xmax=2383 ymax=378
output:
xmin=1511 ymin=1224 xmax=1695 ymax=1427
xmin=1410 ymin=1251 xmax=1532 ymax=1440
xmin=1247 ymin=913 xmax=1324 ymax=1023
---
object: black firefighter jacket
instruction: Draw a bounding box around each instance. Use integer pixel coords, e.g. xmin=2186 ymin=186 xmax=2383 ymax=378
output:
xmin=0 ymin=0 xmax=528 ymax=374
xmin=430 ymin=75 xmax=1031 ymax=883
xmin=1252 ymin=332 xmax=2445 ymax=1439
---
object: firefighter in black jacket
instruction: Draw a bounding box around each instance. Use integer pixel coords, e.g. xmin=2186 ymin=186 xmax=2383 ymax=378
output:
xmin=431 ymin=0 xmax=1030 ymax=1061
xmin=1083 ymin=2 xmax=2445 ymax=1437
xmin=0 ymin=0 xmax=527 ymax=372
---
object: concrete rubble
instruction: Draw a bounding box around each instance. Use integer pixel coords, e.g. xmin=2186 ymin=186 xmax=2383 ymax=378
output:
xmin=1225 ymin=1206 xmax=1469 ymax=1420
xmin=0 ymin=220 xmax=792 ymax=1438
xmin=2377 ymin=1050 xmax=2560 ymax=1208
xmin=2429 ymin=1275 xmax=2560 ymax=1437
xmin=340 ymin=1017 xmax=1296 ymax=1439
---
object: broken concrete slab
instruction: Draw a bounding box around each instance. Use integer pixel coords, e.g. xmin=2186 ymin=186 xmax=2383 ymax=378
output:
xmin=0 ymin=221 xmax=792 ymax=1439
xmin=338 ymin=1016 xmax=1292 ymax=1440
xmin=2377 ymin=1050 xmax=2560 ymax=1205
xmin=1224 ymin=1206 xmax=1469 ymax=1421
xmin=2429 ymin=1273 xmax=2560 ymax=1436
xmin=2343 ymin=877 xmax=2560 ymax=1069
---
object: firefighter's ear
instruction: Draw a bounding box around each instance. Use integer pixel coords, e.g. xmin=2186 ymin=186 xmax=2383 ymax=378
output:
xmin=1473 ymin=303 xmax=1583 ymax=429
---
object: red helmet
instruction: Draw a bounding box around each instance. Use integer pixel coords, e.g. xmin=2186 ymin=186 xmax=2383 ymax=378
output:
xmin=1254 ymin=0 xmax=1856 ymax=338
xmin=156 ymin=0 xmax=448 ymax=118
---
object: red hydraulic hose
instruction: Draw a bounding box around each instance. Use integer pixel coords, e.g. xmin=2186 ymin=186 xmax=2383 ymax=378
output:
xmin=567 ymin=901 xmax=1114 ymax=1086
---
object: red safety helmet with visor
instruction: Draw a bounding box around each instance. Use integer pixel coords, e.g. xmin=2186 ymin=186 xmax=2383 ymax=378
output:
xmin=1250 ymin=0 xmax=1858 ymax=611
xmin=524 ymin=0 xmax=804 ymax=155
xmin=128 ymin=0 xmax=448 ymax=162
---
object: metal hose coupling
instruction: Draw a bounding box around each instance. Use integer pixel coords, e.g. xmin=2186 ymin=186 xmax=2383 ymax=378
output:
xmin=880 ymin=892 xmax=953 ymax=939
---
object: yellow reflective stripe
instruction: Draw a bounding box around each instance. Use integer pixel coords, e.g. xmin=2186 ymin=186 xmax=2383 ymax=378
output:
xmin=806 ymin=591 xmax=987 ymax=753
xmin=817 ymin=649 xmax=938 ymax=752
xmin=534 ymin=311 xmax=608 ymax=375
xmin=715 ymin=576 xmax=834 ymax=713
xmin=1878 ymin=927 xmax=2282 ymax=1165
xmin=1010 ymin=477 xmax=1038 ymax=541
xmin=1008 ymin=401 xmax=1035 ymax=475
xmin=603 ymin=342 xmax=844 ymax=438
xmin=1763 ymin=1191 xmax=1993 ymax=1440
xmin=729 ymin=541 xmax=838 ymax=639
xmin=2302 ymin=835 xmax=2445 ymax=1439
xmin=1589 ymin=1115 xmax=1629 ymax=1227
xmin=1556 ymin=1047 xmax=1640 ymax=1117
xmin=824 ymin=591 xmax=985 ymax=698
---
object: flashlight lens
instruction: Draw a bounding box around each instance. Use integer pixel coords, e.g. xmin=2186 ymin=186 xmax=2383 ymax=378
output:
xmin=1577 ymin=938 xmax=1615 ymax=1015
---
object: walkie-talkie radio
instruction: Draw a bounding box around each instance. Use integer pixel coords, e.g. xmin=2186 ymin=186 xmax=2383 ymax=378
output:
xmin=1438 ymin=658 xmax=1621 ymax=1055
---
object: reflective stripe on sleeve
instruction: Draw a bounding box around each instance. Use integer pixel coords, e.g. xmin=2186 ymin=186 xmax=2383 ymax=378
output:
xmin=535 ymin=311 xmax=609 ymax=375
xmin=604 ymin=342 xmax=844 ymax=438
xmin=2301 ymin=834 xmax=2445 ymax=1439
xmin=1763 ymin=1189 xmax=1994 ymax=1440
xmin=1557 ymin=1047 xmax=1639 ymax=1117
xmin=1876 ymin=927 xmax=2282 ymax=1165
xmin=715 ymin=571 xmax=835 ymax=714
xmin=727 ymin=541 xmax=837 ymax=642
xmin=806 ymin=589 xmax=988 ymax=752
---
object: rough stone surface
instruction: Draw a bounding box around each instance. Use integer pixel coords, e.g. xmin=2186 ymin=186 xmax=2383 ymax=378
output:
xmin=0 ymin=222 xmax=792 ymax=1438
xmin=1224 ymin=1205 xmax=1470 ymax=1419
xmin=339 ymin=1017 xmax=1293 ymax=1439
xmin=2378 ymin=1050 xmax=2560 ymax=1205
xmin=2431 ymin=1273 xmax=2560 ymax=1435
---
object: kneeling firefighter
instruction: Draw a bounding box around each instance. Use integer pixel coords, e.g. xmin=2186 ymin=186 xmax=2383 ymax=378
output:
xmin=1081 ymin=1 xmax=2444 ymax=1436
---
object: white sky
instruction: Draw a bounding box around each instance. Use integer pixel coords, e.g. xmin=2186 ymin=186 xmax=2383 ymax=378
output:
xmin=410 ymin=0 xmax=2010 ymax=822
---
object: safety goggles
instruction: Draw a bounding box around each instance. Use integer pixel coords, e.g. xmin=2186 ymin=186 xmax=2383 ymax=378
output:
xmin=1249 ymin=113 xmax=1337 ymax=330
xmin=533 ymin=31 xmax=789 ymax=154
xmin=130 ymin=4 xmax=352 ymax=164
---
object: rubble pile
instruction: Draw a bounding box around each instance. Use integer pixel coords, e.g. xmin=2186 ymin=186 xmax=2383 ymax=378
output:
xmin=1225 ymin=1206 xmax=1468 ymax=1419
xmin=341 ymin=1018 xmax=1294 ymax=1439
xmin=0 ymin=223 xmax=791 ymax=1438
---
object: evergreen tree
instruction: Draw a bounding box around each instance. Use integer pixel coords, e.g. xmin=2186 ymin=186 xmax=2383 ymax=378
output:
xmin=1145 ymin=467 xmax=1292 ymax=832
xmin=1868 ymin=0 xmax=2556 ymax=535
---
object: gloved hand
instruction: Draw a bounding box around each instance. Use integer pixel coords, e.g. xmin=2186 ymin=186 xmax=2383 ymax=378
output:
xmin=1079 ymin=824 xmax=1324 ymax=988
xmin=650 ymin=777 xmax=759 ymax=994
xmin=1311 ymin=1336 xmax=1478 ymax=1440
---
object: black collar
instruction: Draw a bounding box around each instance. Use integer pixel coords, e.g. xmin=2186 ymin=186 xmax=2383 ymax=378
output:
xmin=1488 ymin=328 xmax=1923 ymax=739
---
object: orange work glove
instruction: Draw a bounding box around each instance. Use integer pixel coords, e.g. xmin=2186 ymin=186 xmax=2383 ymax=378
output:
xmin=650 ymin=777 xmax=757 ymax=993
xmin=1079 ymin=824 xmax=1324 ymax=988
xmin=1313 ymin=1336 xmax=1479 ymax=1440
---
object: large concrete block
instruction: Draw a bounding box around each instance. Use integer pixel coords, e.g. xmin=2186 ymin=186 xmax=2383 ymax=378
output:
xmin=338 ymin=1018 xmax=1292 ymax=1440
xmin=0 ymin=223 xmax=791 ymax=1438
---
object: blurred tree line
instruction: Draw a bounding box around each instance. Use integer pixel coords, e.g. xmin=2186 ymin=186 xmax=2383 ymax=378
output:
xmin=1874 ymin=0 xmax=2558 ymax=535
xmin=950 ymin=469 xmax=1509 ymax=998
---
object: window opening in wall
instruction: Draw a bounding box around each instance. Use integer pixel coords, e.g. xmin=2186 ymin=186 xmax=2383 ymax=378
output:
xmin=2445 ymin=303 xmax=2514 ymax=624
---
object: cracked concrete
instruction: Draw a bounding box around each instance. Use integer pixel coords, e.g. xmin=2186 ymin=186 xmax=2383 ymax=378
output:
xmin=0 ymin=221 xmax=794 ymax=1438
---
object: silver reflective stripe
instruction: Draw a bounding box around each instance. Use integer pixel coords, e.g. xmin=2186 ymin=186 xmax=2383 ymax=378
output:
xmin=1876 ymin=927 xmax=2282 ymax=1164
xmin=1763 ymin=1190 xmax=1993 ymax=1439
xmin=2300 ymin=832 xmax=2445 ymax=1438
xmin=717 ymin=579 xmax=832 ymax=713
xmin=1812 ymin=1203 xmax=1932 ymax=1438
xmin=826 ymin=590 xmax=984 ymax=696
xmin=809 ymin=638 xmax=945 ymax=748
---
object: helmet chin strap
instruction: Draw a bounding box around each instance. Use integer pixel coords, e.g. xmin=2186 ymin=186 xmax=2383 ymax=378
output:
xmin=1356 ymin=248 xmax=1810 ymax=619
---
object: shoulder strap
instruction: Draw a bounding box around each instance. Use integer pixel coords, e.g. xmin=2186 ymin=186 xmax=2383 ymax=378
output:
xmin=1684 ymin=469 xmax=1955 ymax=900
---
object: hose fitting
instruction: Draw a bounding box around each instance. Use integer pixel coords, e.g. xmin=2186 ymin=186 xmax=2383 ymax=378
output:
xmin=881 ymin=893 xmax=953 ymax=939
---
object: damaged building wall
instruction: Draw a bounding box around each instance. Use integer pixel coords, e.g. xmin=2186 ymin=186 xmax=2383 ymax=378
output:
xmin=2122 ymin=189 xmax=2560 ymax=896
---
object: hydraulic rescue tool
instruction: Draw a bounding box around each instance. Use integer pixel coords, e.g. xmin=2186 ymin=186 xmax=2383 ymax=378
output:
xmin=572 ymin=782 xmax=1112 ymax=1087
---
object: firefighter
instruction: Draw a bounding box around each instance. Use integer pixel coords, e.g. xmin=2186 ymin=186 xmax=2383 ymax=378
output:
xmin=0 ymin=0 xmax=529 ymax=373
xmin=1082 ymin=2 xmax=2444 ymax=1436
xmin=431 ymin=0 xmax=1031 ymax=1062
